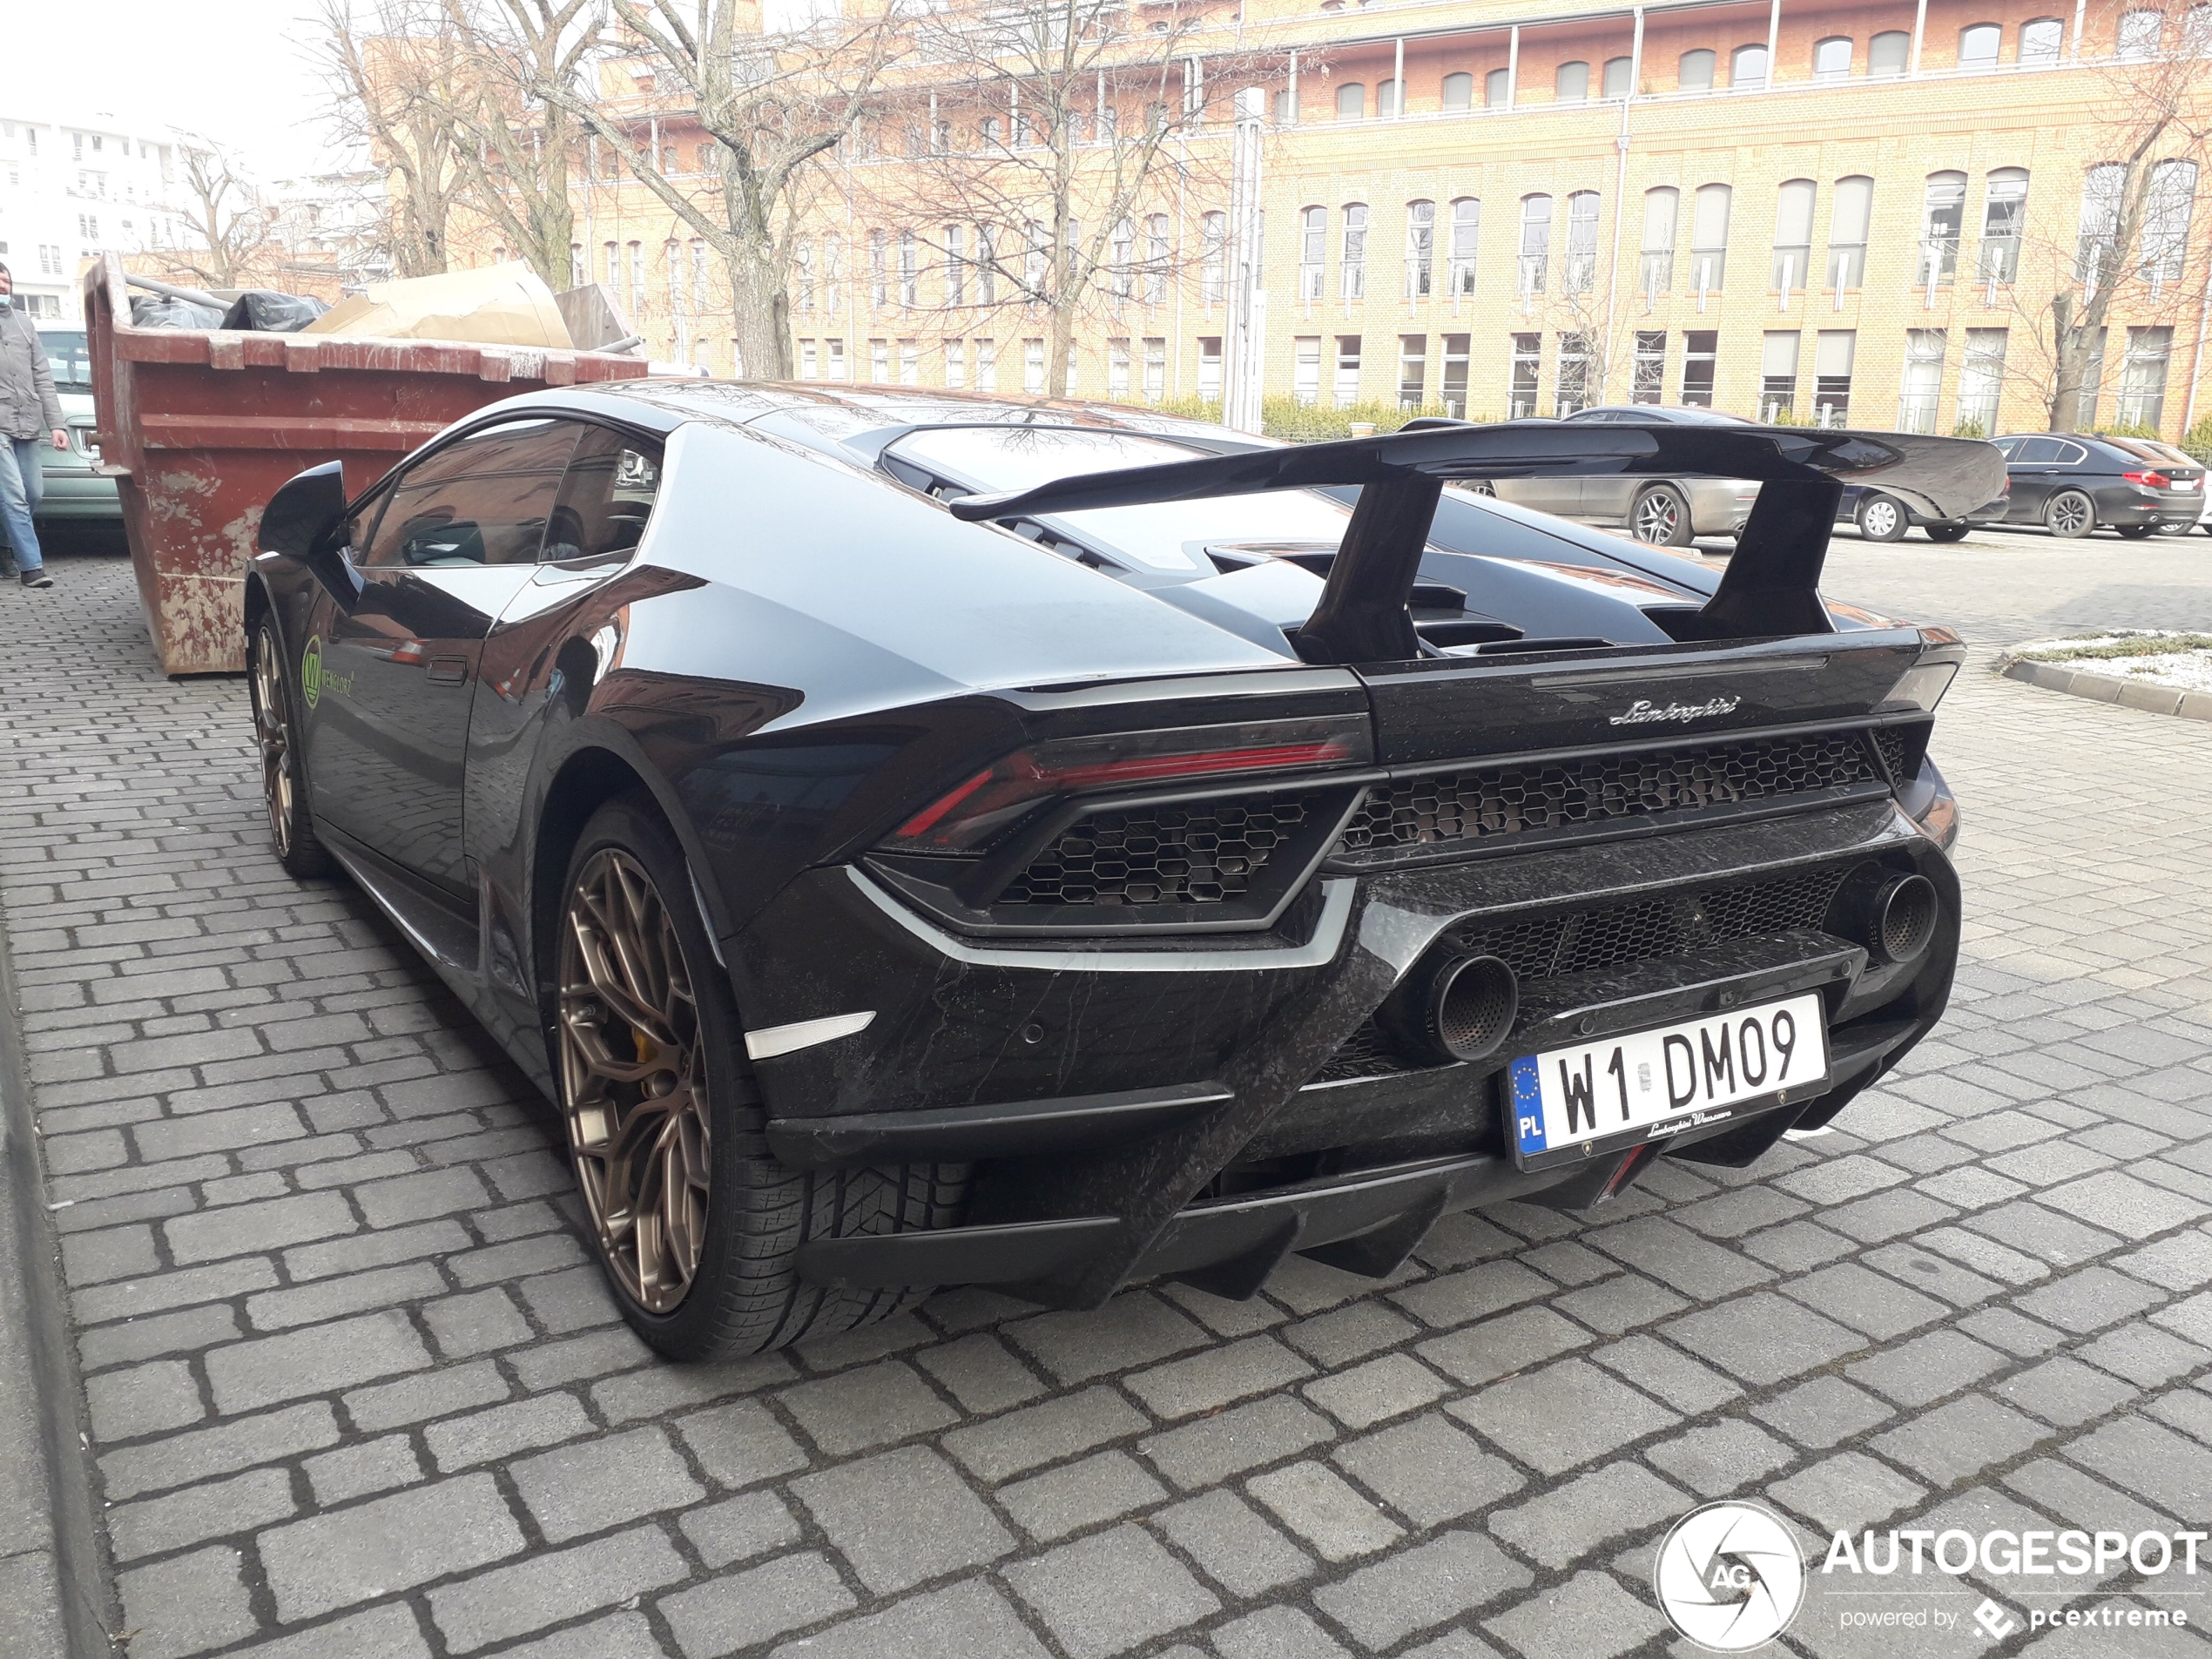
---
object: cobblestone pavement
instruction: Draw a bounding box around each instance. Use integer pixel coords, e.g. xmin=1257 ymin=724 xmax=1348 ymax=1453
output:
xmin=4 ymin=533 xmax=2211 ymax=1659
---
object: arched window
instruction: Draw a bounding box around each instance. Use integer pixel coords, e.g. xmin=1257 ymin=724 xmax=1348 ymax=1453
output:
xmin=1959 ymin=24 xmax=2002 ymax=67
xmin=1920 ymin=171 xmax=1967 ymax=284
xmin=1377 ymin=78 xmax=1401 ymax=117
xmin=1519 ymin=194 xmax=1552 ymax=295
xmin=1730 ymin=44 xmax=1769 ymax=87
xmin=1337 ymin=81 xmax=1366 ymax=119
xmin=1565 ymin=191 xmax=1601 ymax=293
xmin=1979 ymin=169 xmax=2029 ymax=281
xmin=1602 ymin=56 xmax=1634 ymax=97
xmin=2076 ymin=163 xmax=2124 ymax=281
xmin=1869 ymin=30 xmax=1911 ymax=74
xmin=1200 ymin=210 xmax=1226 ymax=305
xmin=981 ymin=116 xmax=1001 ymax=144
xmin=2145 ymin=158 xmax=2199 ymax=280
xmin=2019 ymin=17 xmax=2064 ymax=61
xmin=1813 ymin=37 xmax=1853 ymax=78
xmin=1680 ymin=49 xmax=1716 ymax=89
xmin=1299 ymin=206 xmax=1327 ymax=300
xmin=2118 ymin=9 xmax=2162 ymax=56
xmin=1827 ymin=175 xmax=1872 ymax=288
xmin=1486 ymin=67 xmax=1511 ymax=105
xmin=1441 ymin=71 xmax=1474 ymax=110
xmin=1641 ymin=185 xmax=1678 ymax=292
xmin=1405 ymin=200 xmax=1435 ymax=298
xmin=1448 ymin=197 xmax=1480 ymax=293
xmin=1690 ymin=182 xmax=1731 ymax=292
xmin=1110 ymin=218 xmax=1135 ymax=300
xmin=1773 ymin=179 xmax=1817 ymax=292
xmin=1556 ymin=60 xmax=1590 ymax=102
xmin=1341 ymin=203 xmax=1370 ymax=299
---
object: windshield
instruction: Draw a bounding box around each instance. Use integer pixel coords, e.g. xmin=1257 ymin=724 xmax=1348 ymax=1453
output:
xmin=40 ymin=330 xmax=91 ymax=393
xmin=888 ymin=426 xmax=1354 ymax=573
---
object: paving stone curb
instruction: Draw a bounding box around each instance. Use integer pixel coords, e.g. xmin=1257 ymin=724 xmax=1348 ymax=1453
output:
xmin=2000 ymin=654 xmax=2212 ymax=721
xmin=0 ymin=898 xmax=118 ymax=1656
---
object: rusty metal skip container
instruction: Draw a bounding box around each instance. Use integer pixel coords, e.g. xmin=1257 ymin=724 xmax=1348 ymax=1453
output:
xmin=81 ymin=254 xmax=649 ymax=675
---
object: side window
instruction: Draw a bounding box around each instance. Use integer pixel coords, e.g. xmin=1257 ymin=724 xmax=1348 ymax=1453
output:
xmin=544 ymin=427 xmax=664 ymax=563
xmin=2013 ymin=435 xmax=2062 ymax=463
xmin=2054 ymin=442 xmax=2088 ymax=466
xmin=1992 ymin=436 xmax=2022 ymax=458
xmin=364 ymin=419 xmax=581 ymax=569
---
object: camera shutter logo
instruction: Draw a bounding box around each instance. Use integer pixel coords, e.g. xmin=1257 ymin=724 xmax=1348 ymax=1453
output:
xmin=1654 ymin=1501 xmax=1805 ymax=1651
xmin=301 ymin=637 xmax=324 ymax=711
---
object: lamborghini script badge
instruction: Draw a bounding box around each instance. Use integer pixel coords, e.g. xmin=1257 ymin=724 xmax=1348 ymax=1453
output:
xmin=1608 ymin=696 xmax=1742 ymax=726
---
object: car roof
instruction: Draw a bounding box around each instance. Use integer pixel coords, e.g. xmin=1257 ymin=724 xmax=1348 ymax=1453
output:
xmin=583 ymin=378 xmax=1231 ymax=440
xmin=1568 ymin=404 xmax=1752 ymax=425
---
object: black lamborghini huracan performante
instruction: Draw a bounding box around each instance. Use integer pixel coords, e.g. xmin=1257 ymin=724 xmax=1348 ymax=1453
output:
xmin=246 ymin=384 xmax=1995 ymax=1359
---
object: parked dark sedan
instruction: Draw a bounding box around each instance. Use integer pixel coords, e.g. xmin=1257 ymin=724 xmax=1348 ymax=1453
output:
xmin=1836 ymin=481 xmax=2003 ymax=543
xmin=245 ymin=387 xmax=1994 ymax=1359
xmin=1979 ymin=433 xmax=2204 ymax=537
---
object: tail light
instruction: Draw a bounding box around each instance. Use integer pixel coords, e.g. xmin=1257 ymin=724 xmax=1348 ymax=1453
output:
xmin=2122 ymin=469 xmax=2172 ymax=489
xmin=885 ymin=714 xmax=1372 ymax=854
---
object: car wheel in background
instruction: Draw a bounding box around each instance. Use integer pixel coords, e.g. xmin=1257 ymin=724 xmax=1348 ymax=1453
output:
xmin=1466 ymin=481 xmax=1497 ymax=497
xmin=556 ymin=793 xmax=968 ymax=1359
xmin=1856 ymin=494 xmax=1908 ymax=542
xmin=2114 ymin=524 xmax=2157 ymax=539
xmin=1924 ymin=524 xmax=1970 ymax=543
xmin=2045 ymin=490 xmax=2096 ymax=538
xmin=1630 ymin=484 xmax=1695 ymax=546
xmin=247 ymin=618 xmax=331 ymax=879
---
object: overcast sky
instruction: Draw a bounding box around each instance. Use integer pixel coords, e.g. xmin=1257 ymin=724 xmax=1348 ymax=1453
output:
xmin=1 ymin=2 xmax=347 ymax=179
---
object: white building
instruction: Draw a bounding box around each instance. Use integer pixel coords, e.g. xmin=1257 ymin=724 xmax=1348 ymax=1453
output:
xmin=0 ymin=111 xmax=194 ymax=321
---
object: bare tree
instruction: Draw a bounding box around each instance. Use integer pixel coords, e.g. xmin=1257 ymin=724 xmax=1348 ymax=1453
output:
xmin=853 ymin=0 xmax=1281 ymax=397
xmin=540 ymin=2 xmax=896 ymax=378
xmin=161 ymin=141 xmax=277 ymax=289
xmin=314 ymin=0 xmax=469 ymax=278
xmin=1986 ymin=7 xmax=2212 ymax=432
xmin=441 ymin=0 xmax=605 ymax=288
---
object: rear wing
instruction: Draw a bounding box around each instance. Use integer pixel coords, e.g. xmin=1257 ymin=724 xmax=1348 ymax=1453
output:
xmin=948 ymin=421 xmax=2005 ymax=665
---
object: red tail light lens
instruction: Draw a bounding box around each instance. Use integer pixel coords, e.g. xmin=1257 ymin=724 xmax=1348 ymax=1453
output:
xmin=2122 ymin=469 xmax=2172 ymax=489
xmin=887 ymin=714 xmax=1372 ymax=853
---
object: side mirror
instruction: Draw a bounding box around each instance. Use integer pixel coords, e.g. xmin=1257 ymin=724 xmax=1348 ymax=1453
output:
xmin=258 ymin=461 xmax=362 ymax=610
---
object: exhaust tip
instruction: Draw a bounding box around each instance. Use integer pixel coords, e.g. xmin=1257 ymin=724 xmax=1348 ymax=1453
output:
xmin=1379 ymin=952 xmax=1521 ymax=1066
xmin=1871 ymin=873 xmax=1939 ymax=964
xmin=1834 ymin=866 xmax=1940 ymax=964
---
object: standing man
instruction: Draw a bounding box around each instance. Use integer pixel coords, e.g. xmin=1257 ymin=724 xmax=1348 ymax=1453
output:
xmin=0 ymin=260 xmax=65 ymax=590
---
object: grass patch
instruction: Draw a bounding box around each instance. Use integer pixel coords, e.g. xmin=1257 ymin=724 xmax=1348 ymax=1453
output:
xmin=2015 ymin=631 xmax=2212 ymax=663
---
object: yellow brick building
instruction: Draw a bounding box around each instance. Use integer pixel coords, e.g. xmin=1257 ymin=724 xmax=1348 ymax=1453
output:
xmin=567 ymin=0 xmax=2212 ymax=442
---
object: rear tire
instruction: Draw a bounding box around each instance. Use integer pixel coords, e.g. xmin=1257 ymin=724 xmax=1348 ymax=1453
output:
xmin=2046 ymin=490 xmax=2096 ymax=538
xmin=1856 ymin=494 xmax=1908 ymax=543
xmin=554 ymin=793 xmax=966 ymax=1359
xmin=1630 ymin=484 xmax=1696 ymax=546
xmin=247 ymin=617 xmax=331 ymax=878
xmin=1924 ymin=524 xmax=1970 ymax=543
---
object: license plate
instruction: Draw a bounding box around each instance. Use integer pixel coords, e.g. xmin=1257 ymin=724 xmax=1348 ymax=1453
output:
xmin=1508 ymin=993 xmax=1827 ymax=1165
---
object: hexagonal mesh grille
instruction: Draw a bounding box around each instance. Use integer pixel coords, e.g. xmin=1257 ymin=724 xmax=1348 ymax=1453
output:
xmin=1312 ymin=864 xmax=1851 ymax=1082
xmin=1872 ymin=722 xmax=1931 ymax=785
xmin=999 ymin=791 xmax=1325 ymax=907
xmin=1335 ymin=731 xmax=1881 ymax=860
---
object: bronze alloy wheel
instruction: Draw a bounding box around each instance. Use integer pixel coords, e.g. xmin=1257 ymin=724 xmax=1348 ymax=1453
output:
xmin=250 ymin=621 xmax=328 ymax=878
xmin=251 ymin=626 xmax=297 ymax=857
xmin=558 ymin=847 xmax=712 ymax=1314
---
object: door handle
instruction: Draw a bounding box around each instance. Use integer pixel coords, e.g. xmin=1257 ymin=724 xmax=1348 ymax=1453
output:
xmin=426 ymin=658 xmax=469 ymax=685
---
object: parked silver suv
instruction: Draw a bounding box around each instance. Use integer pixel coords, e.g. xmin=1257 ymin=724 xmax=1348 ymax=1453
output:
xmin=1466 ymin=404 xmax=1760 ymax=545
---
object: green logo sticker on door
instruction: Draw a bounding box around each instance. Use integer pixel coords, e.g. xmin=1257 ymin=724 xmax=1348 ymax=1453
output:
xmin=301 ymin=637 xmax=324 ymax=709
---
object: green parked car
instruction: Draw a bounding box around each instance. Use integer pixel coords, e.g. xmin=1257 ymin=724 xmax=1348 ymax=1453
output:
xmin=31 ymin=325 xmax=119 ymax=527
